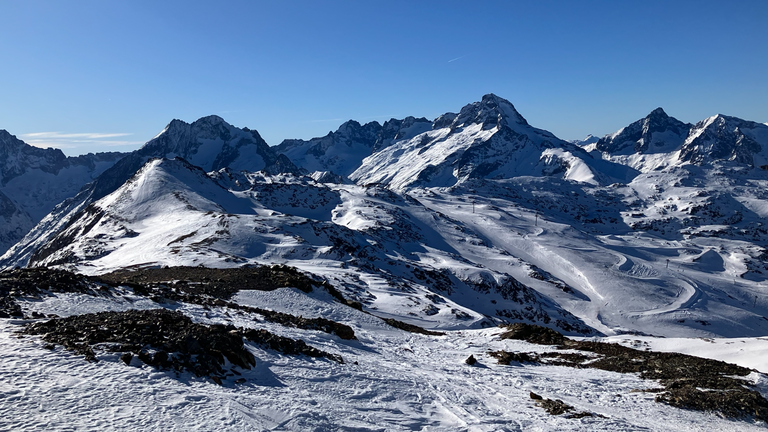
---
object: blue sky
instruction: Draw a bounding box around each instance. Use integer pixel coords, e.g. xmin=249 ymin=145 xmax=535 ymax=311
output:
xmin=1 ymin=0 xmax=767 ymax=155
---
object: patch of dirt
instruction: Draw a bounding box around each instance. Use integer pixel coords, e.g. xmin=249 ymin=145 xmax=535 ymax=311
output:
xmin=22 ymin=309 xmax=343 ymax=383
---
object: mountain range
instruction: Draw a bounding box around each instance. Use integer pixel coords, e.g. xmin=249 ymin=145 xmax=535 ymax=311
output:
xmin=0 ymin=130 xmax=125 ymax=254
xmin=2 ymin=93 xmax=768 ymax=338
xmin=3 ymin=94 xmax=768 ymax=430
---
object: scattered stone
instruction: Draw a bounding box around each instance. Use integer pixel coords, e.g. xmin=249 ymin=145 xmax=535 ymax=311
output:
xmin=567 ymin=411 xmax=604 ymax=419
xmin=531 ymin=394 xmax=575 ymax=416
xmin=0 ymin=267 xmax=108 ymax=318
xmin=656 ymin=387 xmax=768 ymax=420
xmin=99 ymin=264 xmax=335 ymax=299
xmin=465 ymin=354 xmax=477 ymax=365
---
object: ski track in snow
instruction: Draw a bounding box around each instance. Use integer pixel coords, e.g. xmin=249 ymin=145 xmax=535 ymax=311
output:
xmin=2 ymin=287 xmax=767 ymax=431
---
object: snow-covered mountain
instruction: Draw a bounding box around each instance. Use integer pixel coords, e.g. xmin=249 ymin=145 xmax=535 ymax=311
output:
xmin=349 ymin=94 xmax=630 ymax=190
xmin=0 ymin=130 xmax=125 ymax=254
xmin=587 ymin=108 xmax=768 ymax=173
xmin=5 ymin=95 xmax=768 ymax=340
xmin=22 ymin=157 xmax=591 ymax=333
xmin=275 ymin=116 xmax=432 ymax=178
xmin=568 ymin=134 xmax=599 ymax=146
xmin=142 ymin=115 xmax=298 ymax=174
xmin=0 ymin=116 xmax=300 ymax=269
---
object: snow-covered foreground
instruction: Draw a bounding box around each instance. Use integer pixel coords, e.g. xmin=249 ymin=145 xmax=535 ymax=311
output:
xmin=2 ymin=287 xmax=766 ymax=431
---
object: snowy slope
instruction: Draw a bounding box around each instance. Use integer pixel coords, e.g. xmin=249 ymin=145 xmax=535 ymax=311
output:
xmin=20 ymin=157 xmax=590 ymax=334
xmin=10 ymin=152 xmax=768 ymax=339
xmin=2 ymin=282 xmax=767 ymax=431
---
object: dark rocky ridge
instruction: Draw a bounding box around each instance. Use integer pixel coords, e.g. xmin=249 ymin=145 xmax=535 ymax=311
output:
xmin=0 ymin=130 xmax=126 ymax=187
xmin=22 ymin=309 xmax=343 ymax=384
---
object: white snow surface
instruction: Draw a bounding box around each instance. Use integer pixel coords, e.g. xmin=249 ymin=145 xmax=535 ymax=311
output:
xmin=2 ymin=287 xmax=767 ymax=431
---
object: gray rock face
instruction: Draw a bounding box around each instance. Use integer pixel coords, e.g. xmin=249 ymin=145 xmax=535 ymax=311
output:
xmin=0 ymin=130 xmax=126 ymax=255
xmin=275 ymin=116 xmax=432 ymax=177
xmin=594 ymin=108 xmax=691 ymax=155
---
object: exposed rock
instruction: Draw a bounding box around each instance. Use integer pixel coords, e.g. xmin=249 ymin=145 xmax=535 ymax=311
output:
xmin=380 ymin=317 xmax=445 ymax=336
xmin=491 ymin=324 xmax=768 ymax=421
xmin=22 ymin=309 xmax=342 ymax=382
xmin=497 ymin=322 xmax=566 ymax=345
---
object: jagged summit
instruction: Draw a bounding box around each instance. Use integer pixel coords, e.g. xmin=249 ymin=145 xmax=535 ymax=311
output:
xmin=451 ymin=93 xmax=529 ymax=130
xmin=0 ymin=130 xmax=69 ymax=185
xmin=594 ymin=107 xmax=691 ymax=156
xmin=275 ymin=116 xmax=431 ymax=177
xmin=139 ymin=115 xmax=295 ymax=174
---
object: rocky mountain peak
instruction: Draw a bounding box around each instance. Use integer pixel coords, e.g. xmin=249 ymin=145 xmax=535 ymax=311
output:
xmin=0 ymin=130 xmax=69 ymax=186
xmin=451 ymin=93 xmax=529 ymax=130
xmin=679 ymin=114 xmax=768 ymax=166
xmin=595 ymin=108 xmax=691 ymax=155
xmin=648 ymin=107 xmax=668 ymax=118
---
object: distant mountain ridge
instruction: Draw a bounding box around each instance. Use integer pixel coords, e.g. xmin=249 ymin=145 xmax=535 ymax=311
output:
xmin=0 ymin=116 xmax=300 ymax=265
xmin=350 ymin=94 xmax=618 ymax=190
xmin=0 ymin=130 xmax=126 ymax=253
xmin=586 ymin=108 xmax=768 ymax=172
xmin=3 ymin=94 xmax=768 ymax=339
xmin=275 ymin=116 xmax=432 ymax=178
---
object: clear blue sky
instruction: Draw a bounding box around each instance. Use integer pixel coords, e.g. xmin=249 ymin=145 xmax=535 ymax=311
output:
xmin=1 ymin=0 xmax=766 ymax=155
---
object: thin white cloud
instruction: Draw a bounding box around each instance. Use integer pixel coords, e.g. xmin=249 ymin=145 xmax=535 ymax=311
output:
xmin=20 ymin=132 xmax=143 ymax=150
xmin=448 ymin=55 xmax=466 ymax=63
xmin=22 ymin=132 xmax=132 ymax=139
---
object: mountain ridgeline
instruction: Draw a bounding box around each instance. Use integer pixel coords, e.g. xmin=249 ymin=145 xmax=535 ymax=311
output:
xmin=2 ymin=94 xmax=768 ymax=339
